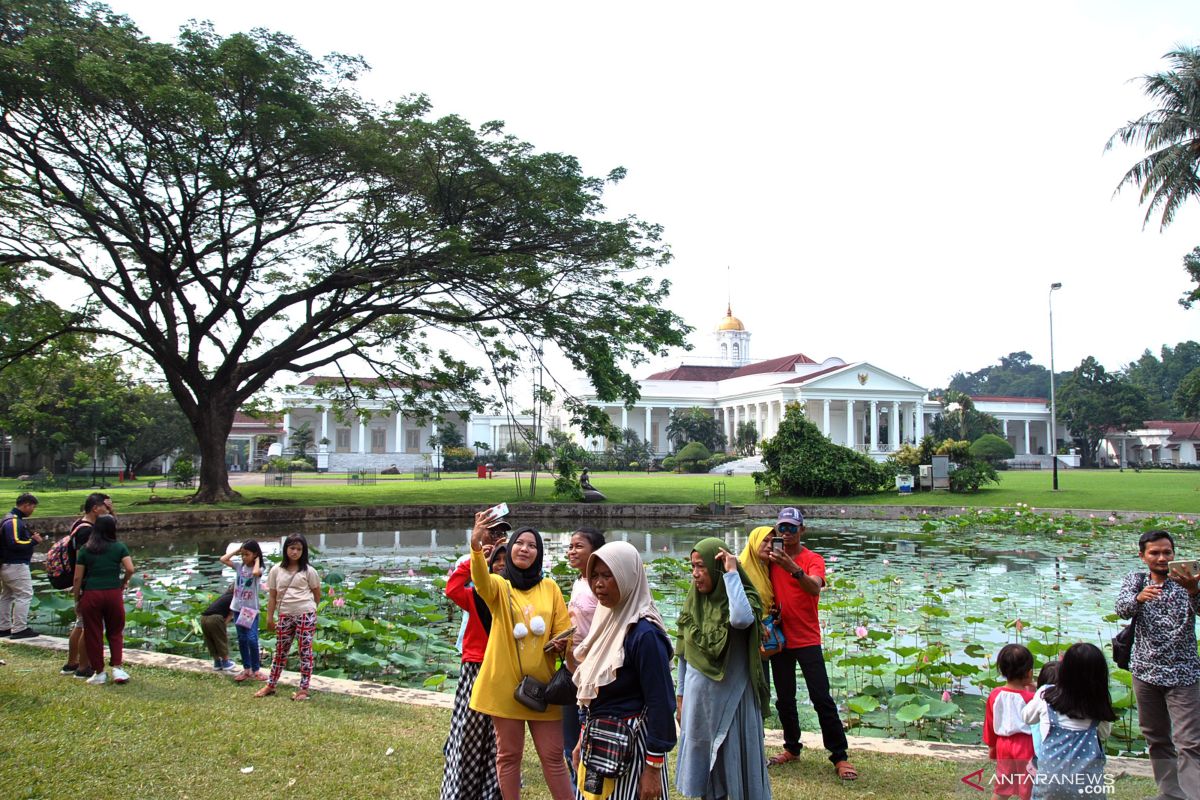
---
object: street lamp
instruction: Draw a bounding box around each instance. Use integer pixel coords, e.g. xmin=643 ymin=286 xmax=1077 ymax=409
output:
xmin=1048 ymin=282 xmax=1062 ymax=491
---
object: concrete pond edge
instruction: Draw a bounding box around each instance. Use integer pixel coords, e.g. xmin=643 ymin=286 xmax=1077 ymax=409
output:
xmin=2 ymin=634 xmax=1153 ymax=779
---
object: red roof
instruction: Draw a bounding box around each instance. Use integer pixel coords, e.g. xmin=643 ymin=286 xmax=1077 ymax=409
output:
xmin=969 ymin=395 xmax=1048 ymax=404
xmin=646 ymin=353 xmax=817 ymax=382
xmin=1144 ymin=421 xmax=1200 ymax=442
xmin=232 ymin=411 xmax=283 ymax=435
xmin=300 ymin=375 xmax=385 ymax=387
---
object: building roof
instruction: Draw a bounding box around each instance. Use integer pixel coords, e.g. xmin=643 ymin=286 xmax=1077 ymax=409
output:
xmin=1144 ymin=420 xmax=1200 ymax=442
xmin=969 ymin=395 xmax=1049 ymax=404
xmin=645 ymin=352 xmax=818 ymax=382
xmin=232 ymin=411 xmax=283 ymax=436
xmin=775 ymin=363 xmax=848 ymax=385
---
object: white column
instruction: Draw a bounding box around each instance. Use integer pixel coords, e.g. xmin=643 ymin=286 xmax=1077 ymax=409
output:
xmin=620 ymin=406 xmax=628 ymax=434
xmin=321 ymin=410 xmax=330 ymax=446
xmin=1046 ymin=420 xmax=1052 ymax=455
xmin=282 ymin=411 xmax=291 ymax=452
xmin=1024 ymin=419 xmax=1031 ymax=455
xmin=890 ymin=401 xmax=900 ymax=450
xmin=822 ymin=398 xmax=831 ymax=438
xmin=394 ymin=412 xmax=403 ymax=453
xmin=431 ymin=419 xmax=438 ymax=452
xmin=846 ymin=399 xmax=855 ymax=447
xmin=722 ymin=407 xmax=732 ymax=449
xmin=869 ymin=400 xmax=878 ymax=451
xmin=644 ymin=406 xmax=652 ymax=445
xmin=1002 ymin=418 xmax=1009 ymax=439
xmin=358 ymin=418 xmax=367 ymax=455
xmin=755 ymin=403 xmax=763 ymax=436
xmin=916 ymin=402 xmax=924 ymax=442
xmin=767 ymin=400 xmax=777 ymax=438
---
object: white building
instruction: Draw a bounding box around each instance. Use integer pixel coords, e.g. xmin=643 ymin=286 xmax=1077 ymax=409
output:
xmin=278 ymin=377 xmax=547 ymax=472
xmin=581 ymin=307 xmax=1062 ymax=463
xmin=1099 ymin=421 xmax=1200 ymax=467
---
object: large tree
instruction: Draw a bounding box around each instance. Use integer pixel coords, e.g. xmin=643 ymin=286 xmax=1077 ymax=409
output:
xmin=665 ymin=407 xmax=727 ymax=454
xmin=1057 ymin=356 xmax=1150 ymax=466
xmin=1120 ymin=341 xmax=1200 ymax=418
xmin=0 ymin=1 xmax=687 ymax=501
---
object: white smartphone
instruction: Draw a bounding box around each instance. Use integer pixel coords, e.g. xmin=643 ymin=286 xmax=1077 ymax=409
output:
xmin=1169 ymin=559 xmax=1200 ymax=577
xmin=485 ymin=502 xmax=510 ymax=522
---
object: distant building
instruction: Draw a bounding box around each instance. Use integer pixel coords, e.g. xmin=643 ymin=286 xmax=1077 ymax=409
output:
xmin=579 ymin=307 xmax=1061 ymax=463
xmin=1099 ymin=420 xmax=1200 ymax=467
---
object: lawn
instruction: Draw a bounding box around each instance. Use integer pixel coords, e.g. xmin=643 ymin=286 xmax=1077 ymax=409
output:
xmin=0 ymin=646 xmax=1156 ymax=799
xmin=1 ymin=468 xmax=1198 ymax=518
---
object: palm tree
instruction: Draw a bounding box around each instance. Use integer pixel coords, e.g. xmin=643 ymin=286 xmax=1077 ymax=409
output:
xmin=1107 ymin=47 xmax=1200 ymax=230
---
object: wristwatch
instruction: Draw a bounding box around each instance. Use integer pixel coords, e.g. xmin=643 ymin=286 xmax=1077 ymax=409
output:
xmin=792 ymin=569 xmax=805 ymax=580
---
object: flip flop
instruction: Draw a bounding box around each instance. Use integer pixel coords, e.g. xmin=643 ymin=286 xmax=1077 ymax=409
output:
xmin=291 ymin=689 xmax=310 ymax=701
xmin=254 ymin=685 xmax=276 ymax=698
xmin=767 ymin=750 xmax=799 ymax=766
xmin=835 ymin=760 xmax=859 ymax=781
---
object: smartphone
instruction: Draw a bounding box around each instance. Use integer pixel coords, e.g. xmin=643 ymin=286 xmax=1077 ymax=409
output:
xmin=771 ymin=536 xmax=784 ymax=552
xmin=1169 ymin=559 xmax=1200 ymax=577
xmin=543 ymin=626 xmax=577 ymax=651
xmin=484 ymin=502 xmax=509 ymax=522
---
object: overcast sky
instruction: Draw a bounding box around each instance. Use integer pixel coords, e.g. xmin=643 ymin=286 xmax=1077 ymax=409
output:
xmin=108 ymin=0 xmax=1200 ymax=391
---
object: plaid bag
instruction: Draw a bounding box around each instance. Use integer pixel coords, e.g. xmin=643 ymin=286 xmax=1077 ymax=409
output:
xmin=581 ymin=714 xmax=635 ymax=778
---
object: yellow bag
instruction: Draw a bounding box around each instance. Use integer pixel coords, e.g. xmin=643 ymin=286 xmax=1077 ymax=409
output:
xmin=575 ymin=761 xmax=616 ymax=800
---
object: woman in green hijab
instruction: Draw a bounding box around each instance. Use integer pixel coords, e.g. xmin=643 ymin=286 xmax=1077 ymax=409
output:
xmin=674 ymin=537 xmax=772 ymax=799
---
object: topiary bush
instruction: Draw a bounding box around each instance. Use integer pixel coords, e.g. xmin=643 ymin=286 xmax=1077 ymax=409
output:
xmin=968 ymin=433 xmax=1015 ymax=464
xmin=661 ymin=456 xmax=677 ymax=472
xmin=759 ymin=403 xmax=891 ymax=496
xmin=676 ymin=441 xmax=712 ymax=472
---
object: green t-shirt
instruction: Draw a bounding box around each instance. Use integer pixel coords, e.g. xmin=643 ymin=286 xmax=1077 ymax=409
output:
xmin=77 ymin=541 xmax=131 ymax=590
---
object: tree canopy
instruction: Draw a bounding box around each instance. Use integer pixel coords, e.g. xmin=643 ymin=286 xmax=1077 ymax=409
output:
xmin=0 ymin=0 xmax=688 ymax=500
xmin=1120 ymin=341 xmax=1200 ymax=419
xmin=666 ymin=407 xmax=726 ymax=453
xmin=759 ymin=403 xmax=890 ymax=497
xmin=946 ymin=352 xmax=1051 ymax=399
xmin=1057 ymin=356 xmax=1150 ymax=466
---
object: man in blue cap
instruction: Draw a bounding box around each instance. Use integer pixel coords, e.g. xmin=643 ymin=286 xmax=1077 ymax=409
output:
xmin=762 ymin=507 xmax=857 ymax=780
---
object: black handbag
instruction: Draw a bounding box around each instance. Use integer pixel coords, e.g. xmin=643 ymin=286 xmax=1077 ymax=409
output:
xmin=545 ymin=663 xmax=577 ymax=705
xmin=1112 ymin=573 xmax=1147 ymax=670
xmin=514 ymin=675 xmax=548 ymax=712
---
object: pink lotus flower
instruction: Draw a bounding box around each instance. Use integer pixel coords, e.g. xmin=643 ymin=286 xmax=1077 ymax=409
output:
xmin=333 ymin=597 xmax=345 ymax=608
xmin=882 ymin=559 xmax=890 ymax=566
xmin=1014 ymin=618 xmax=1025 ymax=633
xmin=1056 ymin=528 xmax=1064 ymax=535
xmin=942 ymin=690 xmax=952 ymax=703
xmin=408 ymin=568 xmax=416 ymax=577
xmin=1014 ymin=511 xmax=1021 ymax=517
xmin=855 ymin=626 xmax=868 ymax=638
xmin=1108 ymin=516 xmax=1117 ymax=523
xmin=840 ymin=509 xmax=846 ymax=514
xmin=327 ymin=586 xmax=337 ymax=596
xmin=828 ymin=555 xmax=839 ymax=563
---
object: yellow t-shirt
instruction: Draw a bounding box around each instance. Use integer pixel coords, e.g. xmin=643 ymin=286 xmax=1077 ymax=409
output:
xmin=468 ymin=546 xmax=569 ymax=721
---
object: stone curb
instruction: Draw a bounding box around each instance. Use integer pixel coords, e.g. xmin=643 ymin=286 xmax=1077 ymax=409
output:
xmin=3 ymin=634 xmax=1153 ymax=778
xmin=27 ymin=502 xmax=1195 ymax=536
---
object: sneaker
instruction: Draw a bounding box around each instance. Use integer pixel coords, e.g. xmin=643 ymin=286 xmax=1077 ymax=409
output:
xmin=111 ymin=667 xmax=129 ymax=684
xmin=8 ymin=628 xmax=38 ymax=639
xmin=219 ymin=659 xmax=238 ymax=672
xmin=74 ymin=667 xmax=95 ymax=679
xmin=86 ymin=671 xmax=107 ymax=685
xmin=60 ymin=663 xmax=79 ymax=675
xmin=212 ymin=659 xmax=223 ymax=671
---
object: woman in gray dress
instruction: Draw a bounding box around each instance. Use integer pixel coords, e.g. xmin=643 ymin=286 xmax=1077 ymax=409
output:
xmin=674 ymin=537 xmax=772 ymax=800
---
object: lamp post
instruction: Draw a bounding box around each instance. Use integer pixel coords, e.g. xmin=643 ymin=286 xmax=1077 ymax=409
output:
xmin=98 ymin=436 xmax=108 ymax=488
xmin=1049 ymin=282 xmax=1062 ymax=491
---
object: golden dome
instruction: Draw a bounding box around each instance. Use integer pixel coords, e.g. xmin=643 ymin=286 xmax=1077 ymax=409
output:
xmin=717 ymin=304 xmax=745 ymax=331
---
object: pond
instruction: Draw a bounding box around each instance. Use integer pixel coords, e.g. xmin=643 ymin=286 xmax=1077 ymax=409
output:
xmin=25 ymin=509 xmax=1186 ymax=753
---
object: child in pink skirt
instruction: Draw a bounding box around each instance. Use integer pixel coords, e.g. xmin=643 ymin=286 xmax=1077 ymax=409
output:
xmin=983 ymin=643 xmax=1036 ymax=800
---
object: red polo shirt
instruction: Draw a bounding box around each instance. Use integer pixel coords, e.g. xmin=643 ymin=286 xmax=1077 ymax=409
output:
xmin=769 ymin=547 xmax=827 ymax=648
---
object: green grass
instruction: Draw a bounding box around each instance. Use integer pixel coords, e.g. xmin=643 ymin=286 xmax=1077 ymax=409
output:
xmin=2 ymin=468 xmax=1199 ymax=518
xmin=0 ymin=646 xmax=1155 ymax=799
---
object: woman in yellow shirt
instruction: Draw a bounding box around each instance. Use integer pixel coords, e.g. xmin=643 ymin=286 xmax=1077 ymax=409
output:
xmin=468 ymin=512 xmax=573 ymax=800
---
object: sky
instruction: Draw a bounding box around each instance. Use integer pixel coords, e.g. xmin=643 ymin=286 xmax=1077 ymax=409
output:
xmin=106 ymin=0 xmax=1200 ymax=392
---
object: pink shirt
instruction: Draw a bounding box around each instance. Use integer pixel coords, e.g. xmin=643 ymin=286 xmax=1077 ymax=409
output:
xmin=568 ymin=577 xmax=598 ymax=647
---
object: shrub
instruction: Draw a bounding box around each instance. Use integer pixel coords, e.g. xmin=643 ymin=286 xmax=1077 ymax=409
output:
xmin=676 ymin=441 xmax=711 ymax=463
xmin=949 ymin=461 xmax=998 ymax=492
xmin=288 ymin=459 xmax=315 ymax=471
xmin=442 ymin=446 xmax=476 ymax=472
xmin=172 ymin=456 xmax=196 ymax=483
xmin=759 ymin=403 xmax=891 ymax=496
xmin=661 ymin=456 xmax=677 ymax=472
xmin=969 ymin=434 xmax=1015 ymax=463
xmin=935 ymin=439 xmax=971 ymax=462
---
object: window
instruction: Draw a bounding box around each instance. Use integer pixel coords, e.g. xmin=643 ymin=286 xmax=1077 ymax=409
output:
xmin=720 ymin=343 xmax=728 ymax=360
xmin=732 ymin=342 xmax=740 ymax=361
xmin=371 ymin=428 xmax=387 ymax=453
xmin=405 ymin=429 xmax=421 ymax=453
xmin=335 ymin=428 xmax=351 ymax=452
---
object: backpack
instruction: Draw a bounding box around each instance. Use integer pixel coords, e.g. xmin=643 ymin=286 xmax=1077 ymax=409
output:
xmin=45 ymin=535 xmax=75 ymax=589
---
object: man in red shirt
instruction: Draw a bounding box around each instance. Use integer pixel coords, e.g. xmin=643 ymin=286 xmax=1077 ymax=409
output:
xmin=762 ymin=507 xmax=857 ymax=781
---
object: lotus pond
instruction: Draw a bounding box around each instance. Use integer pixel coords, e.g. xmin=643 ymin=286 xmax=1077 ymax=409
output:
xmin=24 ymin=506 xmax=1200 ymax=754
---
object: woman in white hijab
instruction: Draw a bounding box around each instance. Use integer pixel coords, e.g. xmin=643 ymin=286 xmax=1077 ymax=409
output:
xmin=571 ymin=541 xmax=676 ymax=800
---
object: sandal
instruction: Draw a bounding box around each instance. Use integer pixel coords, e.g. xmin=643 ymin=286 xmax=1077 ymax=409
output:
xmin=768 ymin=750 xmax=800 ymax=766
xmin=233 ymin=669 xmax=251 ymax=682
xmin=291 ymin=689 xmax=310 ymax=702
xmin=834 ymin=760 xmax=859 ymax=781
xmin=254 ymin=685 xmax=276 ymax=698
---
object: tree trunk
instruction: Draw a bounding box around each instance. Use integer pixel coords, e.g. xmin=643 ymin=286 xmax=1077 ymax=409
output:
xmin=189 ymin=398 xmax=241 ymax=503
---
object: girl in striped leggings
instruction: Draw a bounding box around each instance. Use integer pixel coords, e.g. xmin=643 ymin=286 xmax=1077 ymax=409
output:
xmin=256 ymin=534 xmax=322 ymax=701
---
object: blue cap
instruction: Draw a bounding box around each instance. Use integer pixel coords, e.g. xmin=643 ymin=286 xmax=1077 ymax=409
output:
xmin=776 ymin=507 xmax=804 ymax=526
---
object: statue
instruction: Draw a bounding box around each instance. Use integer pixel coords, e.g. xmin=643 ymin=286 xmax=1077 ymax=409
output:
xmin=579 ymin=468 xmax=605 ymax=503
